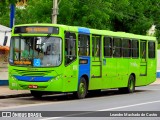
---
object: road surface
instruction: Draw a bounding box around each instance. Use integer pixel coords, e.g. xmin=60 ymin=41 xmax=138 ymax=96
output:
xmin=0 ymin=84 xmax=160 ymax=120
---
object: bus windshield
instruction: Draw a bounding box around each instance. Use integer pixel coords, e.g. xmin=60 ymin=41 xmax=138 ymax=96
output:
xmin=9 ymin=36 xmax=62 ymax=67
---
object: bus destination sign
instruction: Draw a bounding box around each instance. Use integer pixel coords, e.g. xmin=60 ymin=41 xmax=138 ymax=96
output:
xmin=14 ymin=26 xmax=59 ymax=34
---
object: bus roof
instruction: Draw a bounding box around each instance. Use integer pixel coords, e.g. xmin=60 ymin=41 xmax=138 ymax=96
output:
xmin=13 ymin=23 xmax=156 ymax=41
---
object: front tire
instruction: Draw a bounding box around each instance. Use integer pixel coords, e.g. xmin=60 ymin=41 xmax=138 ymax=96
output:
xmin=74 ymin=77 xmax=88 ymax=99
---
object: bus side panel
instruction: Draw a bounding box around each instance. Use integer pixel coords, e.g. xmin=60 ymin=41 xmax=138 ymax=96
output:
xmin=89 ymin=78 xmax=102 ymax=90
xmin=101 ymin=58 xmax=112 ymax=89
xmin=89 ymin=61 xmax=102 ymax=90
xmin=63 ymin=60 xmax=79 ymax=92
xmin=129 ymin=59 xmax=141 ymax=86
xmin=78 ymin=56 xmax=90 ymax=81
xmin=147 ymin=59 xmax=156 ymax=85
xmin=115 ymin=58 xmax=129 ymax=88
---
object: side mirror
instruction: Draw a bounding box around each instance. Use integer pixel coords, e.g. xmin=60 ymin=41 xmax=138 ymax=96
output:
xmin=3 ymin=36 xmax=8 ymax=46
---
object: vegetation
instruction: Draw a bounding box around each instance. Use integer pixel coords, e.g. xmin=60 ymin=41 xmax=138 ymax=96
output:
xmin=0 ymin=0 xmax=160 ymax=40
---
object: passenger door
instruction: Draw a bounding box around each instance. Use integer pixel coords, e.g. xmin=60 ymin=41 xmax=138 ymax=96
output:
xmin=91 ymin=35 xmax=102 ymax=78
xmin=140 ymin=41 xmax=147 ymax=76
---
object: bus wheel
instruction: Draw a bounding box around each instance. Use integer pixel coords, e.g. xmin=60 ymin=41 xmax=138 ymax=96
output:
xmin=74 ymin=77 xmax=88 ymax=99
xmin=30 ymin=90 xmax=43 ymax=98
xmin=127 ymin=75 xmax=135 ymax=93
xmin=119 ymin=75 xmax=135 ymax=93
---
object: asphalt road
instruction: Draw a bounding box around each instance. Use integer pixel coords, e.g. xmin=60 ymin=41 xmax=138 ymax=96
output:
xmin=0 ymin=84 xmax=160 ymax=120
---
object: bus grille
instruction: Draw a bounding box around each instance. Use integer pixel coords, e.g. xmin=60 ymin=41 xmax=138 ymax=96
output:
xmin=13 ymin=69 xmax=53 ymax=76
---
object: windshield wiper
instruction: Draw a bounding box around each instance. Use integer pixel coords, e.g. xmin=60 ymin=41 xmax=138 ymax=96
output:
xmin=41 ymin=34 xmax=51 ymax=45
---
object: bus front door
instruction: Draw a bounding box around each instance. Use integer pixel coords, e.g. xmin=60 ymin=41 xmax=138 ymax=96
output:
xmin=140 ymin=41 xmax=147 ymax=76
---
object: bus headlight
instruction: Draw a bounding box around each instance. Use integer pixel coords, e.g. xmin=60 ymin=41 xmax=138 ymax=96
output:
xmin=10 ymin=74 xmax=17 ymax=81
xmin=55 ymin=76 xmax=60 ymax=80
xmin=9 ymin=75 xmax=18 ymax=87
xmin=55 ymin=75 xmax=62 ymax=81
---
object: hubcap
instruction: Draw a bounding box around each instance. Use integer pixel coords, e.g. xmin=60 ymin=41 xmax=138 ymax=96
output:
xmin=79 ymin=82 xmax=85 ymax=95
xmin=129 ymin=77 xmax=134 ymax=90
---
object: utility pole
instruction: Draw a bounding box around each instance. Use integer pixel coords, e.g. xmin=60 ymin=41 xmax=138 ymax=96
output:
xmin=10 ymin=4 xmax=15 ymax=28
xmin=52 ymin=0 xmax=58 ymax=24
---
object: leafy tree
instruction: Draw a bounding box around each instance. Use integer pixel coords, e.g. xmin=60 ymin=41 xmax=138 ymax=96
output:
xmin=15 ymin=0 xmax=52 ymax=24
xmin=0 ymin=0 xmax=160 ymax=39
xmin=0 ymin=0 xmax=18 ymax=27
xmin=109 ymin=0 xmax=154 ymax=35
xmin=0 ymin=2 xmax=9 ymax=27
xmin=58 ymin=0 xmax=112 ymax=30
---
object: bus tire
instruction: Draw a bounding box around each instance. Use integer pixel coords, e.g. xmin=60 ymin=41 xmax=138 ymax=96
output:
xmin=119 ymin=75 xmax=135 ymax=93
xmin=127 ymin=75 xmax=135 ymax=93
xmin=74 ymin=77 xmax=88 ymax=99
xmin=30 ymin=90 xmax=43 ymax=98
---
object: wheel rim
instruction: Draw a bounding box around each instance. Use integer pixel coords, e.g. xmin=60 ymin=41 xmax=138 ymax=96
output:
xmin=129 ymin=77 xmax=134 ymax=91
xmin=79 ymin=82 xmax=85 ymax=96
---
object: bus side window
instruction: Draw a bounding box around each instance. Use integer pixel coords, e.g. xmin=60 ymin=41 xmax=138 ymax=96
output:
xmin=78 ymin=34 xmax=90 ymax=56
xmin=122 ymin=39 xmax=131 ymax=58
xmin=132 ymin=40 xmax=139 ymax=58
xmin=140 ymin=41 xmax=146 ymax=59
xmin=65 ymin=32 xmax=76 ymax=65
xmin=104 ymin=37 xmax=112 ymax=57
xmin=148 ymin=41 xmax=155 ymax=58
xmin=113 ymin=37 xmax=122 ymax=57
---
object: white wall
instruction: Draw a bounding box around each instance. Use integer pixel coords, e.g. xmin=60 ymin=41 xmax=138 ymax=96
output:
xmin=0 ymin=25 xmax=11 ymax=47
xmin=0 ymin=25 xmax=11 ymax=80
xmin=0 ymin=31 xmax=11 ymax=47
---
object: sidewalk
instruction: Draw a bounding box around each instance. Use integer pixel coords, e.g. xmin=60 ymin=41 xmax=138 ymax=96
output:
xmin=151 ymin=78 xmax=160 ymax=85
xmin=0 ymin=86 xmax=31 ymax=99
xmin=0 ymin=79 xmax=160 ymax=99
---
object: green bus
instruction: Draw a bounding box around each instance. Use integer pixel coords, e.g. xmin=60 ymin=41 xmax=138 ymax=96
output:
xmin=8 ymin=24 xmax=157 ymax=99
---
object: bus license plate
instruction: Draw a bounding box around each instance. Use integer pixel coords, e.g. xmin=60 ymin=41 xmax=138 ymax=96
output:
xmin=29 ymin=85 xmax=38 ymax=89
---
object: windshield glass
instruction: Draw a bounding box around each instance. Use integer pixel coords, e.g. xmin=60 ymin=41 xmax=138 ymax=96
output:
xmin=9 ymin=36 xmax=62 ymax=67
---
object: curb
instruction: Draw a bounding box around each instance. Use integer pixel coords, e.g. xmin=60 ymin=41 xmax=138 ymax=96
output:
xmin=156 ymin=70 xmax=160 ymax=78
xmin=0 ymin=93 xmax=31 ymax=99
xmin=0 ymin=80 xmax=8 ymax=86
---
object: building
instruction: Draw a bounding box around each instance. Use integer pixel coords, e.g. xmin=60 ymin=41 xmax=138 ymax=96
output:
xmin=0 ymin=25 xmax=11 ymax=85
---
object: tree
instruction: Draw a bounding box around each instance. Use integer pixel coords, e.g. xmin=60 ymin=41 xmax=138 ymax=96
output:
xmin=58 ymin=0 xmax=112 ymax=30
xmin=0 ymin=0 xmax=18 ymax=27
xmin=102 ymin=0 xmax=160 ymax=40
xmin=15 ymin=0 xmax=52 ymax=24
xmin=0 ymin=0 xmax=160 ymax=39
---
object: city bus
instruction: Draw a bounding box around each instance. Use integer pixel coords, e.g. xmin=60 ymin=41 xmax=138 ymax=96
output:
xmin=7 ymin=24 xmax=157 ymax=99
